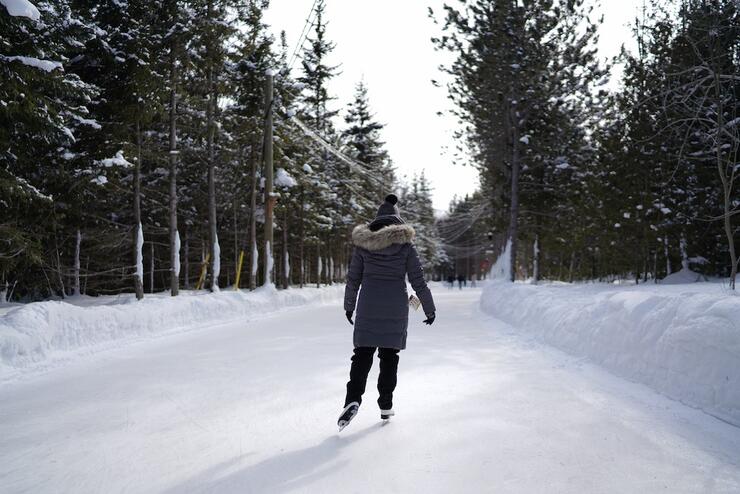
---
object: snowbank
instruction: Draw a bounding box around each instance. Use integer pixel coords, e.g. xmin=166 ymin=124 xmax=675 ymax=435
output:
xmin=1 ymin=0 xmax=40 ymax=20
xmin=480 ymin=282 xmax=740 ymax=426
xmin=0 ymin=285 xmax=343 ymax=382
xmin=661 ymin=267 xmax=708 ymax=284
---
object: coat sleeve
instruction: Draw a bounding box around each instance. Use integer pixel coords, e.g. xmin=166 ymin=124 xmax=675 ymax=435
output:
xmin=344 ymin=247 xmax=364 ymax=312
xmin=406 ymin=245 xmax=436 ymax=315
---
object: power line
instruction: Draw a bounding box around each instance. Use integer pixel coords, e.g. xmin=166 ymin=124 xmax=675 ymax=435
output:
xmin=288 ymin=114 xmax=391 ymax=190
xmin=287 ymin=0 xmax=320 ymax=70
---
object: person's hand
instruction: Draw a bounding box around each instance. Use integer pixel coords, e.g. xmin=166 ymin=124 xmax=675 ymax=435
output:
xmin=346 ymin=311 xmax=354 ymax=325
xmin=423 ymin=313 xmax=435 ymax=325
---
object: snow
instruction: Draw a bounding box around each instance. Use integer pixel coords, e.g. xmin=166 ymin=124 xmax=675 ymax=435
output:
xmin=0 ymin=0 xmax=39 ymax=20
xmin=518 ymin=134 xmax=530 ymax=144
xmin=489 ymin=238 xmax=512 ymax=281
xmin=284 ymin=249 xmax=290 ymax=282
xmin=100 ymin=150 xmax=133 ymax=168
xmin=0 ymin=284 xmax=344 ymax=382
xmin=135 ymin=223 xmax=144 ymax=284
xmin=265 ymin=241 xmax=274 ymax=284
xmin=2 ymin=55 xmax=61 ymax=72
xmin=212 ymin=234 xmax=221 ymax=291
xmin=173 ymin=230 xmax=181 ymax=278
xmin=302 ymin=163 xmax=313 ymax=173
xmin=73 ymin=115 xmax=101 ymax=130
xmin=274 ymin=167 xmax=297 ymax=188
xmin=251 ymin=241 xmax=259 ymax=276
xmin=661 ymin=267 xmax=708 ymax=284
xmin=91 ymin=175 xmax=107 ymax=185
xmin=0 ymin=286 xmax=739 ymax=492
xmin=480 ymin=281 xmax=740 ymax=426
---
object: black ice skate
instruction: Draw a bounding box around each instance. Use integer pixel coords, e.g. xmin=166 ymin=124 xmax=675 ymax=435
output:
xmin=337 ymin=402 xmax=360 ymax=431
xmin=380 ymin=408 xmax=395 ymax=421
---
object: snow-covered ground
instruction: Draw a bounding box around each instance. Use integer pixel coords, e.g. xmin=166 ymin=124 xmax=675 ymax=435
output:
xmin=481 ymin=281 xmax=740 ymax=426
xmin=1 ymin=285 xmax=739 ymax=493
xmin=0 ymin=285 xmax=344 ymax=383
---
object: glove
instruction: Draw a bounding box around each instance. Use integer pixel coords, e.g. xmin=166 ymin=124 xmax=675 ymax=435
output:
xmin=423 ymin=312 xmax=435 ymax=325
xmin=346 ymin=311 xmax=354 ymax=325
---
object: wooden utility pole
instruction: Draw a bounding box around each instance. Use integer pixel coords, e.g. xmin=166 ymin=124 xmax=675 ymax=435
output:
xmin=263 ymin=70 xmax=275 ymax=286
xmin=248 ymin=145 xmax=258 ymax=290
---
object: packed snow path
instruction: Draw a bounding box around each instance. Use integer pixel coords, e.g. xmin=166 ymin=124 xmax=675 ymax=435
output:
xmin=1 ymin=286 xmax=739 ymax=493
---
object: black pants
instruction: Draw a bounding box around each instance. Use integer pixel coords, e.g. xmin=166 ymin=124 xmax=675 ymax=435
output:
xmin=344 ymin=347 xmax=400 ymax=410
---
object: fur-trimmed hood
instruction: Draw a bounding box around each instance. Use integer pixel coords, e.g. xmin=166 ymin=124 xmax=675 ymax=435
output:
xmin=352 ymin=224 xmax=415 ymax=251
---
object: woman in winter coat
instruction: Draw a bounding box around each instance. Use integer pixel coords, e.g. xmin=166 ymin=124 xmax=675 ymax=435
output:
xmin=338 ymin=194 xmax=436 ymax=430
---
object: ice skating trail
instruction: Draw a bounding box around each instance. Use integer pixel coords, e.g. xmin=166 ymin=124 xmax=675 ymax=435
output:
xmin=1 ymin=286 xmax=739 ymax=493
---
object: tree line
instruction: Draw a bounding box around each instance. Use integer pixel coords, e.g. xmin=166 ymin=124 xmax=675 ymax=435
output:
xmin=434 ymin=0 xmax=738 ymax=288
xmin=1 ymin=0 xmax=442 ymax=301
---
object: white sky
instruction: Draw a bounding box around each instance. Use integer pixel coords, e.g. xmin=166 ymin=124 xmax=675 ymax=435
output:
xmin=264 ymin=0 xmax=643 ymax=212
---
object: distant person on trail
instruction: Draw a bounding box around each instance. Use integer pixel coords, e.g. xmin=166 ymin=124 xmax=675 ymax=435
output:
xmin=457 ymin=274 xmax=465 ymax=290
xmin=446 ymin=274 xmax=455 ymax=289
xmin=339 ymin=194 xmax=436 ymax=431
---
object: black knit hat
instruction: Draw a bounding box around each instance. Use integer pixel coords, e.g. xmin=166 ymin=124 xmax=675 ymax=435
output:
xmin=369 ymin=194 xmax=404 ymax=230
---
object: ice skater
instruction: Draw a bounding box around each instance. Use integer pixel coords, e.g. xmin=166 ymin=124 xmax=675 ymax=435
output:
xmin=338 ymin=194 xmax=436 ymax=431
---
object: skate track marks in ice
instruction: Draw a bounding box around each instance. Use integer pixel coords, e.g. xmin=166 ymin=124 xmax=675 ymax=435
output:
xmin=1 ymin=286 xmax=739 ymax=493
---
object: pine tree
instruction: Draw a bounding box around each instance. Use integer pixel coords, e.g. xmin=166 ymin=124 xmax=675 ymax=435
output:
xmin=433 ymin=0 xmax=607 ymax=281
xmin=343 ymin=79 xmax=395 ymax=220
xmin=402 ymin=172 xmax=446 ymax=275
xmin=297 ymin=0 xmax=342 ymax=286
xmin=1 ymin=0 xmax=98 ymax=297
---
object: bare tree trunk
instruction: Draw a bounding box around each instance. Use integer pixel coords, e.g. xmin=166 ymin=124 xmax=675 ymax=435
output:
xmin=508 ymin=102 xmax=520 ymax=282
xmin=168 ymin=48 xmax=179 ymax=297
xmin=83 ymin=258 xmax=89 ymax=295
xmin=316 ymin=239 xmax=321 ymax=288
xmin=680 ymin=234 xmax=689 ymax=271
xmin=133 ymin=117 xmax=144 ymax=300
xmin=722 ymin=181 xmax=737 ymax=289
xmin=327 ymin=235 xmax=333 ymax=285
xmin=184 ymin=229 xmax=190 ymax=289
xmin=532 ymin=235 xmax=540 ymax=284
xmin=73 ymin=229 xmax=81 ymax=296
xmin=663 ymin=236 xmax=672 ymax=277
xmin=52 ymin=215 xmax=65 ymax=298
xmin=150 ymin=242 xmax=155 ymax=293
xmin=283 ymin=211 xmax=289 ymax=289
xmin=653 ymin=248 xmax=658 ymax=284
xmin=299 ymin=186 xmax=305 ymax=288
xmin=642 ymin=250 xmax=649 ymax=283
xmin=233 ymin=199 xmax=238 ymax=287
xmin=714 ymin=72 xmax=737 ymax=289
xmin=206 ymin=0 xmax=219 ymax=291
xmin=568 ymin=251 xmax=576 ymax=283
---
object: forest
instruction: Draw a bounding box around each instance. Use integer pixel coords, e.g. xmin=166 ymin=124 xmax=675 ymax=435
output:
xmin=1 ymin=0 xmax=738 ymax=302
xmin=434 ymin=0 xmax=738 ymax=288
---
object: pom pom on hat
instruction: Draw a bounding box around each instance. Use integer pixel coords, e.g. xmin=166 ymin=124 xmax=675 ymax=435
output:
xmin=385 ymin=194 xmax=398 ymax=205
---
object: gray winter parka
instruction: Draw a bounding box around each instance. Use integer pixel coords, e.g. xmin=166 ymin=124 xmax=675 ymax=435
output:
xmin=344 ymin=224 xmax=436 ymax=350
